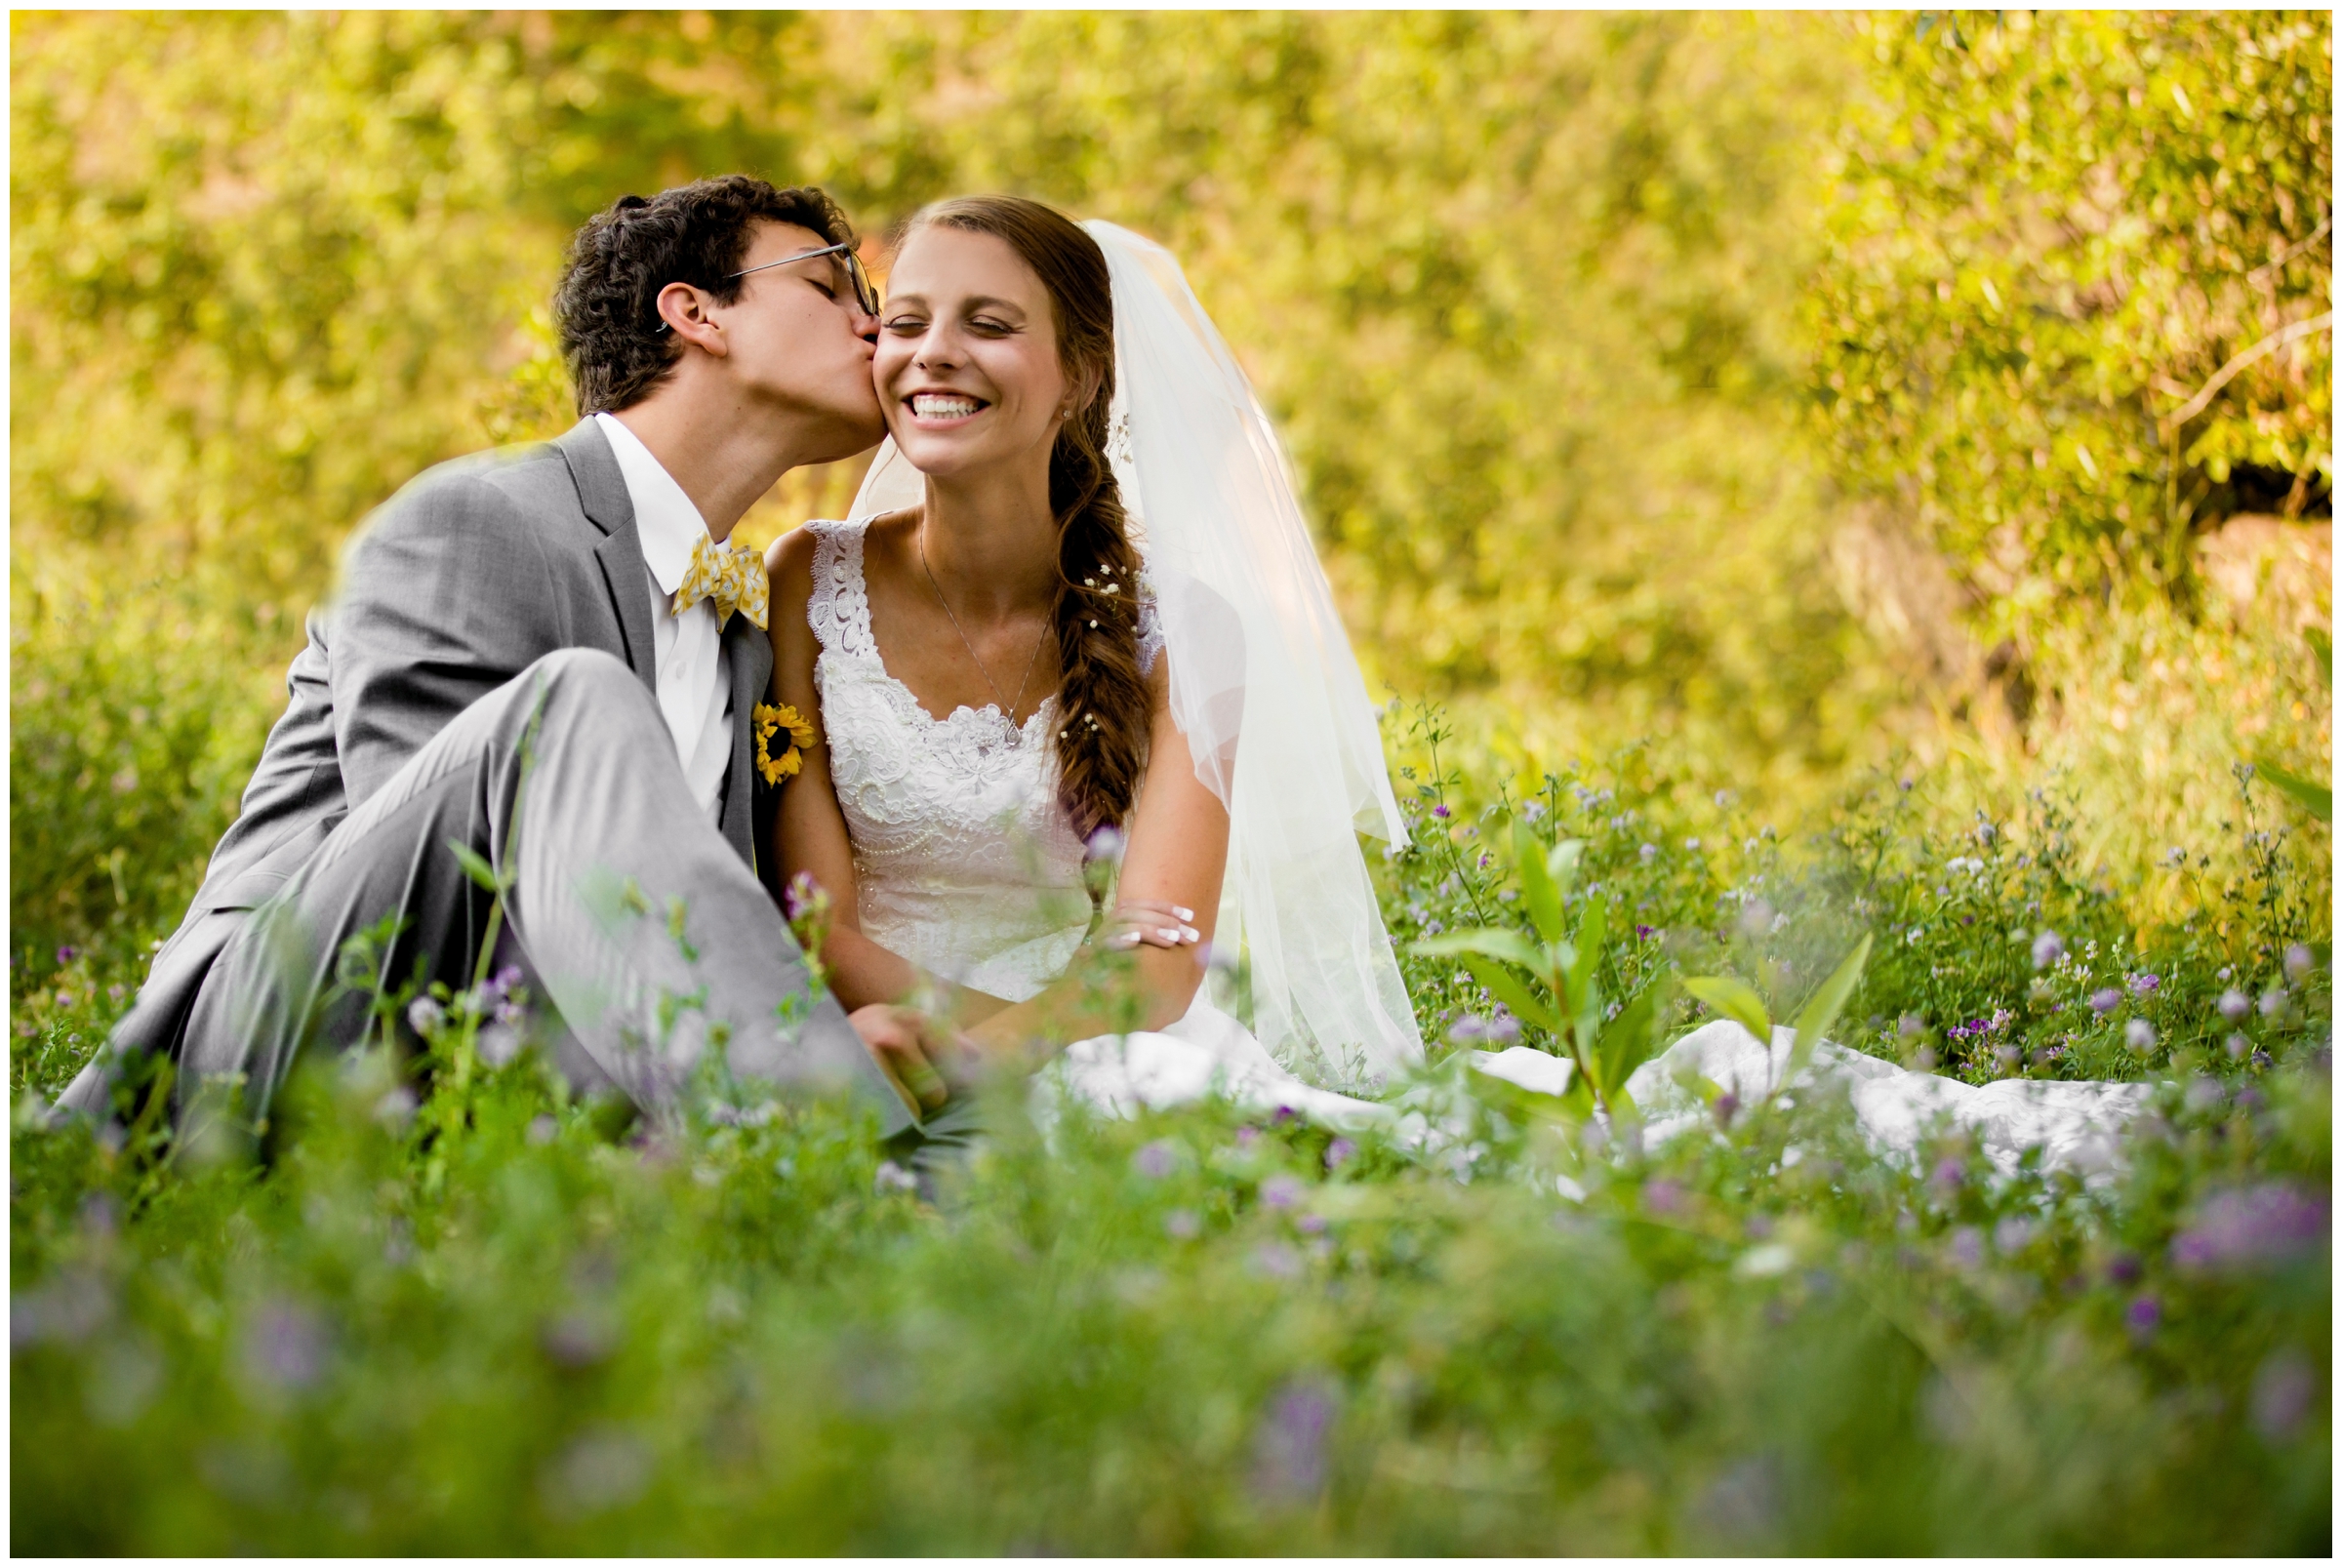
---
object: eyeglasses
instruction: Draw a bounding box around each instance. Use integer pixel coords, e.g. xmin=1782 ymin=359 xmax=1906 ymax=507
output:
xmin=726 ymin=240 xmax=881 ymax=316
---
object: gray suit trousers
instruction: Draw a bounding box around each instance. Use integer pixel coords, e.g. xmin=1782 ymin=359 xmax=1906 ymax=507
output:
xmin=67 ymin=649 xmax=916 ymax=1142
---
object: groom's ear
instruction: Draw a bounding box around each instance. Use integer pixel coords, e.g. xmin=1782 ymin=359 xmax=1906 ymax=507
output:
xmin=655 ymin=282 xmax=729 ymax=358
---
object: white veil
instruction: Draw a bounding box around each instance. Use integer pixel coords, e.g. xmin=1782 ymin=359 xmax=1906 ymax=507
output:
xmin=850 ymin=220 xmax=1424 ymax=1088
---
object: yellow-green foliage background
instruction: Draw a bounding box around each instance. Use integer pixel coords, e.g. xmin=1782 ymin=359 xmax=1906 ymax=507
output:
xmin=11 ymin=10 xmax=2331 ymax=974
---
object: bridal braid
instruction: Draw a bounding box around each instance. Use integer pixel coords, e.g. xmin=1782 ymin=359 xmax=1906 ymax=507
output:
xmin=909 ymin=197 xmax=1149 ymax=839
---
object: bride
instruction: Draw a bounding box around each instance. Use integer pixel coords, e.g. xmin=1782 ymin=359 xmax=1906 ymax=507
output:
xmin=763 ymin=196 xmax=1416 ymax=1141
xmin=763 ymin=194 xmax=2152 ymax=1176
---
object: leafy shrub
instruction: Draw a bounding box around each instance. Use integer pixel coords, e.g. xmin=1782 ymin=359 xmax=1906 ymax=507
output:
xmin=8 ymin=582 xmax=276 ymax=990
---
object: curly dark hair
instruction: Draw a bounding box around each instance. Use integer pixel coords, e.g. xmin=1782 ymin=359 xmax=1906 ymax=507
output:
xmin=554 ymin=176 xmax=855 ymax=416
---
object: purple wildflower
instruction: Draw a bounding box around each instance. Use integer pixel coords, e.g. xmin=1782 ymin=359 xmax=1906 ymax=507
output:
xmin=2031 ymin=931 xmax=2065 ymax=969
xmin=242 ymin=1298 xmax=330 ymax=1391
xmin=1132 ymin=1140 xmax=1177 ymax=1180
xmin=1636 ymin=924 xmax=1657 ymax=940
xmin=2259 ymin=987 xmax=2289 ymax=1019
xmin=54 ymin=945 xmax=78 ymax=966
xmin=2126 ymin=972 xmax=2160 ymax=996
xmin=2251 ymin=1349 xmax=2316 ymax=1442
xmin=1323 ymin=1138 xmax=1356 ymax=1171
xmin=1641 ymin=1179 xmax=1685 ymax=1216
xmin=2169 ymin=1183 xmax=2329 ymax=1273
xmin=1431 ymin=804 xmax=1450 ymax=820
xmin=2125 ymin=1295 xmax=2161 ymax=1340
xmin=1260 ymin=1174 xmax=1306 ymax=1209
xmin=1164 ymin=1209 xmax=1201 ymax=1239
xmin=2088 ymin=988 xmax=2122 ymax=1014
xmin=2218 ymin=988 xmax=2251 ymax=1023
xmin=782 ymin=869 xmax=822 ymax=920
xmin=1250 ymin=1379 xmax=1336 ymax=1503
xmin=2283 ymin=944 xmax=2316 ymax=983
xmin=1249 ymin=1241 xmax=1303 ymax=1280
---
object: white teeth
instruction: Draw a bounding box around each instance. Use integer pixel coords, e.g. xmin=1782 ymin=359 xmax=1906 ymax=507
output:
xmin=911 ymin=394 xmax=980 ymax=419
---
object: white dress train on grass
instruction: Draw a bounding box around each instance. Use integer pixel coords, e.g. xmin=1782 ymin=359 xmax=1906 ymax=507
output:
xmin=1474 ymin=1025 xmax=2155 ymax=1178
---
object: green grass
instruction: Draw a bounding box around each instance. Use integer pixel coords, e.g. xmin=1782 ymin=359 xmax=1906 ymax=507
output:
xmin=9 ymin=712 xmax=2332 ymax=1552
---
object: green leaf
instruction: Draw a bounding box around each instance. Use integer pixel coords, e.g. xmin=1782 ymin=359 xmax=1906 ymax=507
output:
xmin=447 ymin=839 xmax=505 ymax=893
xmin=2307 ymin=626 xmax=2332 ymax=687
xmin=1568 ymin=896 xmax=1607 ymax=1010
xmin=2255 ymin=758 xmax=2332 ymax=824
xmin=1513 ymin=820 xmax=1565 ymax=944
xmin=1683 ymin=975 xmax=1772 ymax=1044
xmin=1454 ymin=955 xmax=1562 ymax=1034
xmin=1787 ymin=933 xmax=1874 ymax=1087
xmin=1547 ymin=838 xmax=1586 ymax=900
xmin=1413 ymin=928 xmax=1549 ymax=974
xmin=1596 ymin=984 xmax=1665 ymax=1098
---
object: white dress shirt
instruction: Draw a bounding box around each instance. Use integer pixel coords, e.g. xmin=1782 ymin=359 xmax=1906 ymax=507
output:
xmin=593 ymin=411 xmax=733 ymax=824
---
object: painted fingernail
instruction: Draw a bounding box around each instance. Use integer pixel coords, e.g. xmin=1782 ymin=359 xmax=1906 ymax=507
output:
xmin=1181 ymin=926 xmax=1200 ymax=942
xmin=1110 ymin=932 xmax=1141 ymax=949
xmin=1173 ymin=906 xmax=1194 ymax=921
xmin=1158 ymin=928 xmax=1182 ymax=943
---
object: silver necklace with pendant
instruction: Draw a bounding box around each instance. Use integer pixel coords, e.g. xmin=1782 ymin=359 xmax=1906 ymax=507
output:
xmin=919 ymin=521 xmax=1049 ymax=745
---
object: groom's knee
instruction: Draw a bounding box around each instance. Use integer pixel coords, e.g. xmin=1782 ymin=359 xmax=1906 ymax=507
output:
xmin=512 ymin=648 xmax=666 ymax=744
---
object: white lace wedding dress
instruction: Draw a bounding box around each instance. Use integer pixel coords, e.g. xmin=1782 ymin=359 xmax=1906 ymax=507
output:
xmin=806 ymin=518 xmax=1393 ymax=1133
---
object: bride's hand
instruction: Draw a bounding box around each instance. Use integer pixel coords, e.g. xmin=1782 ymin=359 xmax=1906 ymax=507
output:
xmin=1095 ymin=899 xmax=1202 ymax=954
xmin=847 ymin=1003 xmax=977 ymax=1115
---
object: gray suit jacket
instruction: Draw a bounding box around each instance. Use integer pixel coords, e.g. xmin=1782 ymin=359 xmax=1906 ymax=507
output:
xmin=120 ymin=419 xmax=776 ymax=1061
xmin=196 ymin=417 xmax=773 ymax=915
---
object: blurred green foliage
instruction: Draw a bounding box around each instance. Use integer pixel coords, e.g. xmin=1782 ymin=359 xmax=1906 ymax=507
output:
xmin=10 ymin=807 xmax=2331 ymax=1548
xmin=9 ymin=18 xmax=2330 ymax=1548
xmin=11 ymin=720 xmax=2335 ymax=1549
xmin=1815 ymin=11 xmax=2332 ymax=627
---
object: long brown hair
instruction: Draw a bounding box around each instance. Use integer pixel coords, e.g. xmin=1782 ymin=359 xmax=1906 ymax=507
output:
xmin=903 ymin=196 xmax=1148 ymax=839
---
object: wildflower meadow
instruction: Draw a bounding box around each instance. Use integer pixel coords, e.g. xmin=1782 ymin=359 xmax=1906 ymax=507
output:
xmin=11 ymin=11 xmax=2332 ymax=1553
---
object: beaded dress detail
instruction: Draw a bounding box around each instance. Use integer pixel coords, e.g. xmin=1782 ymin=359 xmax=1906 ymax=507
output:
xmin=805 ymin=518 xmax=1161 ymax=1002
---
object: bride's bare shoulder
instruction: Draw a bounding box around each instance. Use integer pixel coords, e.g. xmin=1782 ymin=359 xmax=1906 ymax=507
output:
xmin=764 ymin=522 xmax=828 ymax=602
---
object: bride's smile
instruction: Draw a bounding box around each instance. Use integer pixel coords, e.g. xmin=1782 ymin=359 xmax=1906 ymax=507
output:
xmin=874 ymin=223 xmax=1079 ymax=481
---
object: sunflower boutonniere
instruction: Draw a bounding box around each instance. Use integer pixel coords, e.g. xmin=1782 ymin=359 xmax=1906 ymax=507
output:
xmin=753 ymin=702 xmax=818 ymax=786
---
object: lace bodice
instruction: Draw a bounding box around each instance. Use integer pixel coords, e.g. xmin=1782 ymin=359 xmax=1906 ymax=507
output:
xmin=805 ymin=518 xmax=1159 ymax=1003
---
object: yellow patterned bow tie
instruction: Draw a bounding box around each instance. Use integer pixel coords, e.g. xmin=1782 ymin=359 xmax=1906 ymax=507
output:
xmin=672 ymin=533 xmax=769 ymax=630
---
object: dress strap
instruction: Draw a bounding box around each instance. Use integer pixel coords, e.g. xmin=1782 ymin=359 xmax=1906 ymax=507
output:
xmin=803 ymin=518 xmax=877 ymax=663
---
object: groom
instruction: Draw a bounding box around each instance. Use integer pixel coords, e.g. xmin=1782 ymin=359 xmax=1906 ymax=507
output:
xmin=61 ymin=176 xmax=955 ymax=1143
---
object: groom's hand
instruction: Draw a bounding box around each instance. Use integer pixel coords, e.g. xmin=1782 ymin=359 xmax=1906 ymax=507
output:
xmin=847 ymin=1003 xmax=973 ymax=1116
